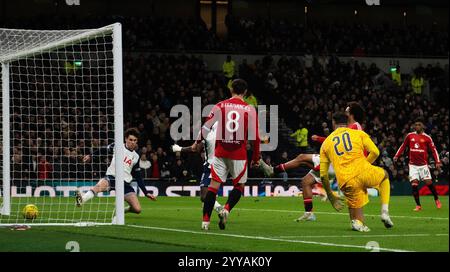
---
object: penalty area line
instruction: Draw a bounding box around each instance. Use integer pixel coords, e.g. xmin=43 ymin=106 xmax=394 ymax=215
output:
xmin=126 ymin=224 xmax=413 ymax=252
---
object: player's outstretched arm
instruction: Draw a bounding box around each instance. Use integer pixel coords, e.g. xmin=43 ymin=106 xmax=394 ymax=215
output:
xmin=133 ymin=166 xmax=156 ymax=201
xmin=321 ymin=174 xmax=343 ymax=212
xmin=311 ymin=135 xmax=326 ymax=143
xmin=393 ymin=135 xmax=409 ymax=163
xmin=195 ymin=105 xmax=221 ymax=144
xmin=428 ymin=137 xmax=441 ymax=170
xmin=172 ymin=142 xmax=204 ymax=153
xmin=320 ymin=163 xmax=343 ymax=211
xmin=320 ymin=147 xmax=343 ymax=211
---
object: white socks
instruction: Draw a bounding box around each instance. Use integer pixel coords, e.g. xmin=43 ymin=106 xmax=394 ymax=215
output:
xmin=381 ymin=204 xmax=389 ymax=214
xmin=82 ymin=190 xmax=95 ymax=203
xmin=214 ymin=201 xmax=222 ymax=211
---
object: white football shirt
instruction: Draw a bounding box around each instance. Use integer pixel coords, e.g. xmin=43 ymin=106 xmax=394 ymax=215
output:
xmin=203 ymin=122 xmax=217 ymax=166
xmin=106 ymin=143 xmax=140 ymax=183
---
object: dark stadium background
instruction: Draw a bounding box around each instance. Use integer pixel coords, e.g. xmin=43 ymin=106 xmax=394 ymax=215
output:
xmin=0 ymin=0 xmax=448 ymax=197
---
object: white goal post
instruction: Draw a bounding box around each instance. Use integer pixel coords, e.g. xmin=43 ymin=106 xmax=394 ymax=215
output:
xmin=0 ymin=23 xmax=124 ymax=226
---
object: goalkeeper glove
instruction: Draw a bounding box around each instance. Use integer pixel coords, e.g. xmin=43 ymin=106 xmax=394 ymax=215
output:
xmin=329 ymin=194 xmax=344 ymax=212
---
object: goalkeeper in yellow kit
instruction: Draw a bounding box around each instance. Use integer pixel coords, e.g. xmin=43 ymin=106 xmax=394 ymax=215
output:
xmin=320 ymin=112 xmax=394 ymax=232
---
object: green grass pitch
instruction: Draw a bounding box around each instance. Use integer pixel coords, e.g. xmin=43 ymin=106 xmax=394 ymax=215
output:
xmin=0 ymin=196 xmax=448 ymax=252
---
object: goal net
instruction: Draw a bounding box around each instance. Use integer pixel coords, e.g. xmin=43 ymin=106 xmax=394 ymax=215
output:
xmin=0 ymin=23 xmax=125 ymax=226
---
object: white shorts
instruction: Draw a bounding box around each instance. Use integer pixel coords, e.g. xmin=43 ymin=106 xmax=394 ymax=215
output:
xmin=308 ymin=154 xmax=336 ymax=183
xmin=409 ymin=164 xmax=432 ymax=182
xmin=211 ymin=157 xmax=248 ymax=185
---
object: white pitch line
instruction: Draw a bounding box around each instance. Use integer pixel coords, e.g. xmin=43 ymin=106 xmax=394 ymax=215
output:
xmin=237 ymin=208 xmax=449 ymax=221
xmin=274 ymin=233 xmax=449 ymax=238
xmin=126 ymin=224 xmax=413 ymax=252
xmin=143 ymin=206 xmax=449 ymax=221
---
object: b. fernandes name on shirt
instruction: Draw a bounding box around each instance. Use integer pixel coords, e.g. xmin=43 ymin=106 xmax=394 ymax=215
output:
xmin=221 ymin=103 xmax=251 ymax=111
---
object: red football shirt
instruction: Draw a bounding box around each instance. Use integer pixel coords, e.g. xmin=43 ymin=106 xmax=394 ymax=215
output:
xmin=199 ymin=97 xmax=260 ymax=162
xmin=348 ymin=121 xmax=363 ymax=131
xmin=394 ymin=132 xmax=440 ymax=166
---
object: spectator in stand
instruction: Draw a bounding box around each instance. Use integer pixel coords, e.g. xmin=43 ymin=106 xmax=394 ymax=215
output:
xmin=171 ymin=159 xmax=185 ymax=182
xmin=12 ymin=152 xmax=30 ymax=181
xmin=239 ymin=58 xmax=252 ymax=80
xmin=3 ymin=15 xmax=448 ymax=56
xmin=244 ymin=89 xmax=258 ymax=109
xmin=150 ymin=153 xmax=161 ymax=179
xmin=391 ymin=65 xmax=402 ymax=87
xmin=159 ymin=116 xmax=170 ymax=142
xmin=290 ymin=122 xmax=309 ymax=153
xmin=139 ymin=153 xmax=152 ymax=179
xmin=353 ymin=43 xmax=366 ymax=57
xmin=137 ymin=123 xmax=149 ymax=148
xmin=266 ymin=72 xmax=279 ymax=91
xmin=411 ymin=71 xmax=425 ymax=96
xmin=37 ymin=155 xmax=53 ymax=180
xmin=223 ymin=55 xmax=236 ymax=83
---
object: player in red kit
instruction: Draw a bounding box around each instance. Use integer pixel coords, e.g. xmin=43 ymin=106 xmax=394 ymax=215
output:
xmin=345 ymin=101 xmax=364 ymax=130
xmin=196 ymin=79 xmax=260 ymax=230
xmin=311 ymin=101 xmax=365 ymax=143
xmin=394 ymin=117 xmax=442 ymax=211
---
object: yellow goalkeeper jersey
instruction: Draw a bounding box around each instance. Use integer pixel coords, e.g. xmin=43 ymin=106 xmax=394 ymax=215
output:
xmin=320 ymin=127 xmax=380 ymax=187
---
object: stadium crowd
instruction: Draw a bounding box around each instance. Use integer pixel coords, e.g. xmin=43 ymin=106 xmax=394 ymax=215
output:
xmin=243 ymin=53 xmax=449 ymax=183
xmin=2 ymin=15 xmax=448 ymax=57
xmin=3 ymin=14 xmax=448 ymax=185
xmin=8 ymin=52 xmax=449 ymax=185
xmin=225 ymin=16 xmax=449 ymax=57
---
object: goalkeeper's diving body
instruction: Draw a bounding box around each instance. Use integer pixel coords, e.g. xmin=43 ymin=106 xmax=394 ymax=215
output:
xmin=75 ymin=128 xmax=156 ymax=214
xmin=320 ymin=112 xmax=393 ymax=232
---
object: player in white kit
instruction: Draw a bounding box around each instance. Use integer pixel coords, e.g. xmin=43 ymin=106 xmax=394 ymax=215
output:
xmin=172 ymin=122 xmax=223 ymax=214
xmin=76 ymin=128 xmax=156 ymax=214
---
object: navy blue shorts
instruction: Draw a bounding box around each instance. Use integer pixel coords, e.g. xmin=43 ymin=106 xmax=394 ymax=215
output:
xmin=104 ymin=175 xmax=135 ymax=195
xmin=200 ymin=163 xmax=211 ymax=188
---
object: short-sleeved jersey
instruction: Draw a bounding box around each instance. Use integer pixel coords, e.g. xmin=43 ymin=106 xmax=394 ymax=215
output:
xmin=203 ymin=97 xmax=260 ymax=162
xmin=394 ymin=132 xmax=440 ymax=166
xmin=106 ymin=144 xmax=141 ymax=183
xmin=320 ymin=127 xmax=379 ymax=186
xmin=348 ymin=121 xmax=363 ymax=131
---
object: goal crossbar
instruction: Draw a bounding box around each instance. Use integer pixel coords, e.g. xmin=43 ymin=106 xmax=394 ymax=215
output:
xmin=0 ymin=23 xmax=117 ymax=63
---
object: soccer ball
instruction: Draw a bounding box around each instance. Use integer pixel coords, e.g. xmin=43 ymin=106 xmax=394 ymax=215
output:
xmin=23 ymin=204 xmax=39 ymax=220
